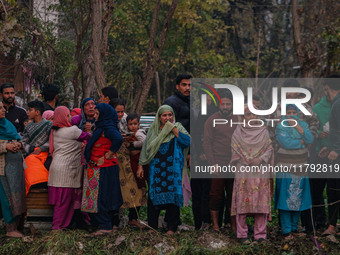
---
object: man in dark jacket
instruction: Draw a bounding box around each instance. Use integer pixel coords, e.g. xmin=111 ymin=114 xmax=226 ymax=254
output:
xmin=0 ymin=83 xmax=27 ymax=133
xmin=164 ymin=73 xmax=192 ymax=133
xmin=319 ymin=75 xmax=340 ymax=236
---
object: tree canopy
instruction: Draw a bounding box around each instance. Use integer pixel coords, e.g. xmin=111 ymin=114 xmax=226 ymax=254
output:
xmin=1 ymin=0 xmax=339 ymax=112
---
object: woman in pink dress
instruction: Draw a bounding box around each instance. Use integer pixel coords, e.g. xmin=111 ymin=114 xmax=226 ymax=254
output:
xmin=230 ymin=105 xmax=273 ymax=244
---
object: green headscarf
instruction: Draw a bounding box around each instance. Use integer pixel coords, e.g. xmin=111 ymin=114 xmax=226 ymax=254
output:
xmin=139 ymin=105 xmax=190 ymax=165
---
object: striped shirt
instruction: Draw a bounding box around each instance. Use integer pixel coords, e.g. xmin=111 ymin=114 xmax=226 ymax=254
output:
xmin=22 ymin=119 xmax=53 ymax=154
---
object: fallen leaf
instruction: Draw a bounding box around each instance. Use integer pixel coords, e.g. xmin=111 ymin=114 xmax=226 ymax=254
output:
xmin=326 ymin=235 xmax=339 ymax=244
xmin=114 ymin=236 xmax=126 ymax=246
xmin=282 ymin=244 xmax=289 ymax=250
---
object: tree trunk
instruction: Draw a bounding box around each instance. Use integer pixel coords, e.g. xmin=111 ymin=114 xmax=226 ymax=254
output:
xmin=292 ymin=0 xmax=313 ymax=78
xmin=255 ymin=24 xmax=261 ymax=91
xmin=155 ymin=71 xmax=161 ymax=107
xmin=131 ymin=0 xmax=179 ymax=115
xmin=82 ymin=47 xmax=96 ymax=99
xmin=91 ymin=0 xmax=106 ymax=92
xmin=72 ymin=67 xmax=80 ymax=107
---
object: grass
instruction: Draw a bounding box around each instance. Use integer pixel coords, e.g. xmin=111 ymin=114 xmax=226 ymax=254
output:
xmin=0 ymin=218 xmax=339 ymax=255
xmin=0 ymin=199 xmax=339 ymax=255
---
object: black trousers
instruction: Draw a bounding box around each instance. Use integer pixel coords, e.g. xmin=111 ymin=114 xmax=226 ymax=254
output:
xmin=191 ymin=178 xmax=211 ymax=229
xmin=128 ymin=207 xmax=141 ymax=221
xmin=301 ymin=148 xmax=327 ymax=232
xmin=147 ymin=197 xmax=180 ymax=232
xmin=327 ymin=178 xmax=340 ymax=226
xmin=301 ymin=178 xmax=327 ymax=232
xmin=91 ymin=210 xmax=119 ymax=230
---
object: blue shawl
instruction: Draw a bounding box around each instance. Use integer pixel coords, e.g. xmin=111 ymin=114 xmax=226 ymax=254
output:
xmin=0 ymin=117 xmax=20 ymax=140
xmin=84 ymin=103 xmax=123 ymax=162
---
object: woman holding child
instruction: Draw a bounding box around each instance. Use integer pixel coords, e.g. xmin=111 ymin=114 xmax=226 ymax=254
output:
xmin=137 ymin=105 xmax=190 ymax=234
xmin=110 ymin=99 xmax=146 ymax=229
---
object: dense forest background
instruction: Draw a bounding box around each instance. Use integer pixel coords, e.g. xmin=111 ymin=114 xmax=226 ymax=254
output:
xmin=0 ymin=0 xmax=339 ymax=114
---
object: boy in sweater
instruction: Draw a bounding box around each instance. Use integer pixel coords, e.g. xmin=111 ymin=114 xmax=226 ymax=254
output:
xmin=22 ymin=100 xmax=53 ymax=194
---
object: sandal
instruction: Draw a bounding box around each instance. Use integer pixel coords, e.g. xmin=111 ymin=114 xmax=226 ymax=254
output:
xmin=6 ymin=231 xmax=23 ymax=238
xmin=239 ymin=238 xmax=251 ymax=245
xmin=256 ymin=238 xmax=268 ymax=243
xmin=200 ymin=223 xmax=210 ymax=231
xmin=92 ymin=229 xmax=112 ymax=236
xmin=165 ymin=230 xmax=175 ymax=235
xmin=284 ymin=234 xmax=294 ymax=240
xmin=292 ymin=231 xmax=306 ymax=238
xmin=212 ymin=227 xmax=221 ymax=233
xmin=128 ymin=220 xmax=145 ymax=229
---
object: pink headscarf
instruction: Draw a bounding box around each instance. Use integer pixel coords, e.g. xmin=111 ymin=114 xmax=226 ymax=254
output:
xmin=42 ymin=110 xmax=54 ymax=120
xmin=71 ymin=108 xmax=81 ymax=117
xmin=49 ymin=106 xmax=72 ymax=156
xmin=230 ymin=105 xmax=272 ymax=164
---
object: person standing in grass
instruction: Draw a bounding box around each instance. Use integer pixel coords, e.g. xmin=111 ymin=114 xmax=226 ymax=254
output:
xmin=82 ymin=103 xmax=123 ymax=236
xmin=137 ymin=105 xmax=190 ymax=235
xmin=48 ymin=106 xmax=91 ymax=231
xmin=275 ymin=104 xmax=313 ymax=240
xmin=110 ymin=99 xmax=146 ymax=229
xmin=318 ymin=75 xmax=340 ymax=236
xmin=0 ymin=101 xmax=25 ymax=238
xmin=230 ymin=105 xmax=273 ymax=244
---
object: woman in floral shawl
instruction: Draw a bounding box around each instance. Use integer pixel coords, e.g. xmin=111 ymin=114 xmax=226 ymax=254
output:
xmin=231 ymin=105 xmax=273 ymax=244
xmin=137 ymin=105 xmax=190 ymax=235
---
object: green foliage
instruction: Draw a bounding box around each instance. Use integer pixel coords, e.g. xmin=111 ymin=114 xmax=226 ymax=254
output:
xmin=0 ymin=1 xmax=24 ymax=53
xmin=2 ymin=0 xmax=339 ymax=109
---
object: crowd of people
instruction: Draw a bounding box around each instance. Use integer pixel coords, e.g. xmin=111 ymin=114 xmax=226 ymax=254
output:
xmin=0 ymin=74 xmax=338 ymax=244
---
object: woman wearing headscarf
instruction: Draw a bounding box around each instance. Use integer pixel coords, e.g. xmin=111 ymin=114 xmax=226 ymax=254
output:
xmin=70 ymin=108 xmax=81 ymax=117
xmin=48 ymin=106 xmax=91 ymax=230
xmin=42 ymin=110 xmax=54 ymax=121
xmin=230 ymin=105 xmax=273 ymax=244
xmin=82 ymin=103 xmax=123 ymax=236
xmin=0 ymin=102 xmax=26 ymax=238
xmin=110 ymin=98 xmax=146 ymax=229
xmin=69 ymin=99 xmax=96 ymax=229
xmin=137 ymin=105 xmax=190 ymax=235
xmin=71 ymin=98 xmax=96 ymax=132
xmin=275 ymin=104 xmax=313 ymax=239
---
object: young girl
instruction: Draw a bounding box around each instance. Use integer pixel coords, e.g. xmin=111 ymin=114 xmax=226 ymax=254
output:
xmin=275 ymin=104 xmax=313 ymax=239
xmin=109 ymin=99 xmax=146 ymax=228
xmin=231 ymin=105 xmax=273 ymax=243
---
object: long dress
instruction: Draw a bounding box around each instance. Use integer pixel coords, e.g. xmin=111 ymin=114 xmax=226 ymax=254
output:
xmin=0 ymin=149 xmax=26 ymax=226
xmin=81 ymin=134 xmax=123 ymax=230
xmin=117 ymin=143 xmax=146 ymax=208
